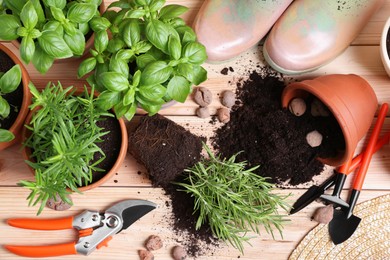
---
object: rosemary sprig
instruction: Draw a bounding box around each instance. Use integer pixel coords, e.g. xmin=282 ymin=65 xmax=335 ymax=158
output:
xmin=20 ymin=82 xmax=112 ymax=215
xmin=176 ymin=144 xmax=290 ymax=253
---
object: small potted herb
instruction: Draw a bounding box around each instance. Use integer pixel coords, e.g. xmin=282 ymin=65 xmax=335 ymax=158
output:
xmin=0 ymin=43 xmax=31 ymax=150
xmin=78 ymin=0 xmax=208 ymax=120
xmin=20 ymin=82 xmax=128 ymax=214
xmin=0 ymin=0 xmax=104 ymax=74
xmin=176 ymin=144 xmax=290 ymax=253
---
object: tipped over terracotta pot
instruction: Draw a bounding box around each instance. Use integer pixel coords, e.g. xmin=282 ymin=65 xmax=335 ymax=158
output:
xmin=281 ymin=74 xmax=378 ymax=166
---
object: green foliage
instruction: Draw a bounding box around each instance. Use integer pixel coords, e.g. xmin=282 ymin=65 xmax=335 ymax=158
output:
xmin=78 ymin=0 xmax=208 ymax=121
xmin=0 ymin=64 xmax=22 ymax=142
xmin=0 ymin=0 xmax=103 ymax=73
xmin=176 ymin=144 xmax=290 ymax=253
xmin=20 ymin=82 xmax=112 ymax=215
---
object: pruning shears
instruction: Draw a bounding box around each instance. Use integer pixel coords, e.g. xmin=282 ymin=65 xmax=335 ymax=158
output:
xmin=4 ymin=199 xmax=156 ymax=258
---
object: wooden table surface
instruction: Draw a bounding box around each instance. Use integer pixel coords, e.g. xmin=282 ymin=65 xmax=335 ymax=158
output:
xmin=1 ymin=1 xmax=390 ymax=259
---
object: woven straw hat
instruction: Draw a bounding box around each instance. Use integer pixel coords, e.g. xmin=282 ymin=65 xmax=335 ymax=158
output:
xmin=290 ymin=193 xmax=390 ymax=260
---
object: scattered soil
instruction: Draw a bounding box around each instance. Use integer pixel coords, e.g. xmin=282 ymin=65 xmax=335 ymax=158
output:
xmin=0 ymin=50 xmax=23 ymax=131
xmin=128 ymin=114 xmax=217 ymax=257
xmin=212 ymin=70 xmax=345 ymax=186
xmin=129 ymin=114 xmax=204 ymax=188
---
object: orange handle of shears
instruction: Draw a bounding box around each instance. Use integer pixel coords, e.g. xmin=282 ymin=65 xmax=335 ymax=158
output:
xmin=353 ymin=103 xmax=388 ymax=191
xmin=4 ymin=243 xmax=77 ymax=257
xmin=7 ymin=216 xmax=74 ymax=230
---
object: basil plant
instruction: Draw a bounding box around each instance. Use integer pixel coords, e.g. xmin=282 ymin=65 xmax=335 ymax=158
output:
xmin=0 ymin=64 xmax=22 ymax=142
xmin=0 ymin=0 xmax=103 ymax=74
xmin=78 ymin=0 xmax=208 ymax=121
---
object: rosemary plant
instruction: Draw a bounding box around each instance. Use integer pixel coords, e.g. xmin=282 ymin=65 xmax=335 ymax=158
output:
xmin=176 ymin=144 xmax=290 ymax=253
xmin=19 ymin=82 xmax=112 ymax=215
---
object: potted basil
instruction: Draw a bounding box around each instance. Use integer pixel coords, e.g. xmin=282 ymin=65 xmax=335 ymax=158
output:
xmin=0 ymin=43 xmax=31 ymax=150
xmin=78 ymin=0 xmax=208 ymax=120
xmin=20 ymin=82 xmax=128 ymax=214
xmin=0 ymin=0 xmax=104 ymax=74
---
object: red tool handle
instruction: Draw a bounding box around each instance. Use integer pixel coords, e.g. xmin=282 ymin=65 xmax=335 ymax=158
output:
xmin=4 ymin=243 xmax=77 ymax=257
xmin=348 ymin=131 xmax=390 ymax=173
xmin=7 ymin=216 xmax=73 ymax=230
xmin=354 ymin=103 xmax=388 ymax=191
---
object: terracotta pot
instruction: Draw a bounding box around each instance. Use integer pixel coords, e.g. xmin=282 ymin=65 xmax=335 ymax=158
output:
xmin=281 ymin=74 xmax=378 ymax=166
xmin=0 ymin=43 xmax=31 ymax=151
xmin=22 ymin=87 xmax=128 ymax=192
xmin=11 ymin=2 xmax=106 ymax=63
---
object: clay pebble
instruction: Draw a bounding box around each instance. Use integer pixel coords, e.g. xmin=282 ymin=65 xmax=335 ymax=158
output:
xmin=172 ymin=245 xmax=187 ymax=260
xmin=196 ymin=107 xmax=210 ymax=118
xmin=221 ymin=90 xmax=236 ymax=108
xmin=306 ymin=130 xmax=323 ymax=147
xmin=139 ymin=249 xmax=154 ymax=260
xmin=288 ymin=98 xmax=306 ymax=116
xmin=145 ymin=235 xmax=163 ymax=251
xmin=217 ymin=107 xmax=230 ymax=123
xmin=46 ymin=193 xmax=72 ymax=211
xmin=312 ymin=204 xmax=334 ymax=224
xmin=193 ymin=87 xmax=212 ymax=107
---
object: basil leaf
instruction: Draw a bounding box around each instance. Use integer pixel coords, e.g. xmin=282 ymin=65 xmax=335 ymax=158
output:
xmin=109 ymin=58 xmax=129 ymax=78
xmin=146 ymin=19 xmax=170 ymax=53
xmin=0 ymin=96 xmax=10 ymax=118
xmin=78 ymin=22 xmax=89 ymax=35
xmin=107 ymin=38 xmax=125 ymax=53
xmin=99 ymin=72 xmax=129 ymax=92
xmin=122 ymin=19 xmax=140 ymax=48
xmin=0 ymin=65 xmax=21 ymax=94
xmin=136 ymin=54 xmax=156 ymax=69
xmin=135 ymin=0 xmax=147 ymax=5
xmin=115 ymin=49 xmax=134 ymax=61
xmin=191 ymin=65 xmax=207 ymax=85
xmin=0 ymin=15 xmax=21 ymax=40
xmin=177 ymin=63 xmax=193 ymax=80
xmin=3 ymin=0 xmax=25 ymax=15
xmin=138 ymin=101 xmax=161 ymax=116
xmin=78 ymin=57 xmax=97 ymax=78
xmin=176 ymin=25 xmax=196 ymax=43
xmin=141 ymin=61 xmax=172 ymax=85
xmin=169 ymin=17 xmax=186 ymax=28
xmin=167 ymin=75 xmax=191 ymax=103
xmin=43 ymin=0 xmax=66 ymax=9
xmin=123 ymin=88 xmax=135 ymax=106
xmin=64 ymin=29 xmax=85 ymax=56
xmin=96 ymin=90 xmax=122 ymax=111
xmin=43 ymin=21 xmax=63 ymax=35
xmin=20 ymin=36 xmax=35 ymax=64
xmin=139 ymin=84 xmax=166 ymax=101
xmin=94 ymin=30 xmax=108 ymax=53
xmin=89 ymin=16 xmax=111 ymax=32
xmin=32 ymin=44 xmax=55 ymax=74
xmin=124 ymin=102 xmax=137 ymax=121
xmin=38 ymin=31 xmax=73 ymax=58
xmin=123 ymin=9 xmax=146 ymax=19
xmin=159 ymin=5 xmax=188 ymax=19
xmin=149 ymin=0 xmax=164 ymax=12
xmin=134 ymin=41 xmax=152 ymax=53
xmin=168 ymin=34 xmax=181 ymax=60
xmin=50 ymin=6 xmax=65 ymax=22
xmin=107 ymin=1 xmax=132 ymax=9
xmin=21 ymin=1 xmax=38 ymax=30
xmin=62 ymin=21 xmax=77 ymax=35
xmin=31 ymin=0 xmax=46 ymax=25
xmin=0 ymin=129 xmax=14 ymax=142
xmin=183 ymin=42 xmax=207 ymax=65
xmin=132 ymin=70 xmax=141 ymax=87
xmin=30 ymin=29 xmax=42 ymax=39
xmin=68 ymin=3 xmax=96 ymax=24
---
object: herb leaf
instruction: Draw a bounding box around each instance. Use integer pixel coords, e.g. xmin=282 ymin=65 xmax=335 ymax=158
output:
xmin=38 ymin=30 xmax=73 ymax=58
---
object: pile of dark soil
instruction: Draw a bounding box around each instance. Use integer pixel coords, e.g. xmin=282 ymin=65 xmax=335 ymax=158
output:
xmin=212 ymin=70 xmax=345 ymax=185
xmin=128 ymin=114 xmax=217 ymax=257
xmin=0 ymin=50 xmax=23 ymax=130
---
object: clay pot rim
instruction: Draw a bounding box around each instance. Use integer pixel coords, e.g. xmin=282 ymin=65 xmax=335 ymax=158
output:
xmin=22 ymin=87 xmax=128 ymax=192
xmin=380 ymin=16 xmax=390 ymax=77
xmin=281 ymin=75 xmax=366 ymax=166
xmin=0 ymin=43 xmax=31 ymax=151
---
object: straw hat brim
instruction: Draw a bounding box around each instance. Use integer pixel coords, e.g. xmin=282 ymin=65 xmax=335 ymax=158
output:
xmin=290 ymin=193 xmax=390 ymax=260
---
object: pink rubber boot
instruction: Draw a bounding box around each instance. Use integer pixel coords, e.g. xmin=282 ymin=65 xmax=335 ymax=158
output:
xmin=263 ymin=0 xmax=384 ymax=74
xmin=193 ymin=0 xmax=293 ymax=62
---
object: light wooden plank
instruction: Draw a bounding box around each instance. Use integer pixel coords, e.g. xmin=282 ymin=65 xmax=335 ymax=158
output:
xmin=0 ymin=187 xmax=387 ymax=260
